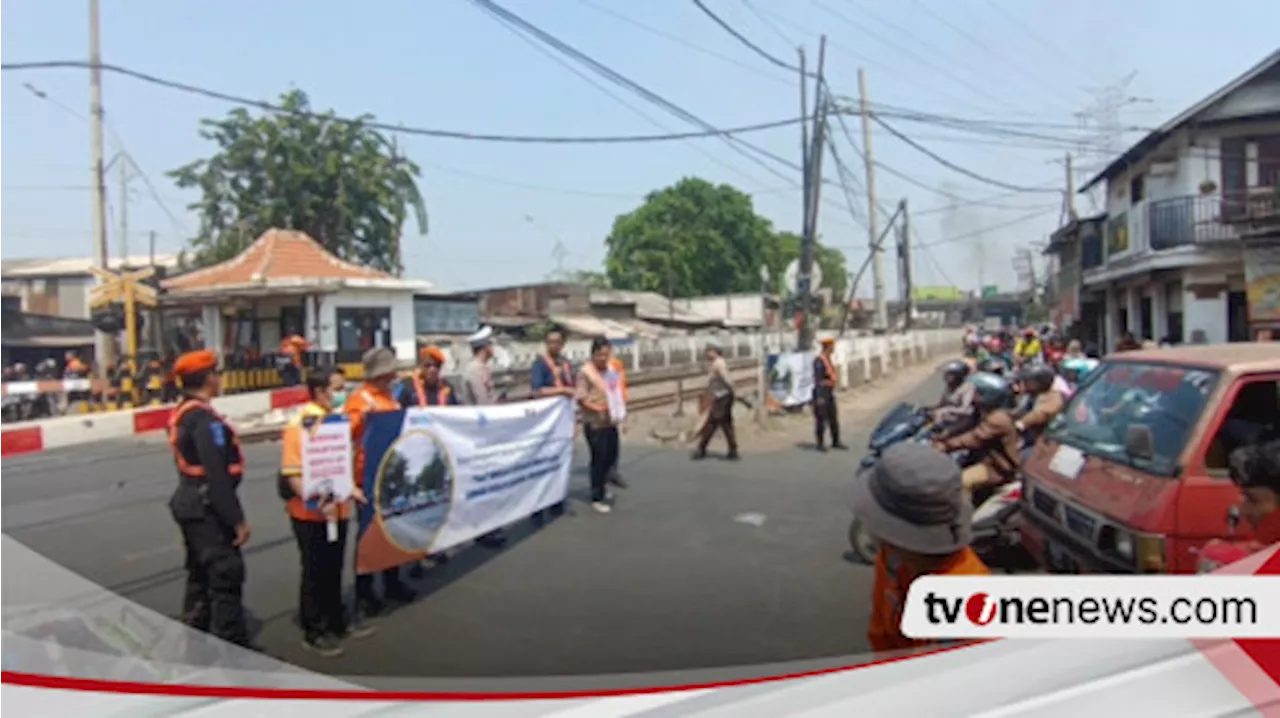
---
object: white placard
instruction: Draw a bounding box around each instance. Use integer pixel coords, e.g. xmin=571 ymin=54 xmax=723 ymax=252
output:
xmin=1049 ymin=444 xmax=1086 ymax=480
xmin=604 ymin=368 xmax=627 ymax=424
xmin=301 ymin=420 xmax=355 ymax=502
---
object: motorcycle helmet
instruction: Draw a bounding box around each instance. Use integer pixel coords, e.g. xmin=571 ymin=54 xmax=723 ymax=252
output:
xmin=942 ymin=359 xmax=970 ymax=384
xmin=1017 ymin=362 xmax=1056 ymax=391
xmin=978 ymin=357 xmax=1007 ymax=376
xmin=969 ymin=372 xmax=1014 ymax=410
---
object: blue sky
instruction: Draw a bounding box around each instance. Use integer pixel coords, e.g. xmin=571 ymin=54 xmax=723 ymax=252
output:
xmin=3 ymin=0 xmax=1277 ymax=293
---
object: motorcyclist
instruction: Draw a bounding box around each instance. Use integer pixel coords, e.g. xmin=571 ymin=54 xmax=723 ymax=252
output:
xmin=1011 ymin=363 xmax=1065 ymax=459
xmin=934 ymin=372 xmax=1021 ymax=493
xmin=932 ymin=360 xmax=975 ymax=427
xmin=977 ymin=356 xmax=1008 ymax=377
xmin=1013 ymin=328 xmax=1043 ymax=366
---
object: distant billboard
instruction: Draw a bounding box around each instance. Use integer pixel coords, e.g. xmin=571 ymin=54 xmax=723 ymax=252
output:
xmin=912 ymin=286 xmax=963 ymax=302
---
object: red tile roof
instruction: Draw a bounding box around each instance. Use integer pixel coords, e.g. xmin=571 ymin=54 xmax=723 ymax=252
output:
xmin=163 ymin=229 xmax=392 ymax=292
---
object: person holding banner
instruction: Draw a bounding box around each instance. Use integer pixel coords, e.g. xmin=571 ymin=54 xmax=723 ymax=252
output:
xmin=812 ymin=337 xmax=847 ymax=452
xmin=166 ymin=349 xmax=253 ymax=648
xmin=461 ymin=326 xmax=509 ymax=548
xmin=279 ymin=368 xmax=373 ymax=657
xmin=692 ymin=343 xmax=740 ymax=461
xmin=394 ymin=346 xmax=456 ymax=578
xmin=396 ymin=346 xmax=459 ymax=408
xmin=530 ymin=331 xmax=575 ymax=525
xmin=578 ymin=336 xmax=623 ymax=513
xmin=348 ymin=347 xmax=416 ymax=617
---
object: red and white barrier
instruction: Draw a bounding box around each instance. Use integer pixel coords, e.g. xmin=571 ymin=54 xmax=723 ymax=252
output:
xmin=0 ymin=386 xmax=310 ymax=458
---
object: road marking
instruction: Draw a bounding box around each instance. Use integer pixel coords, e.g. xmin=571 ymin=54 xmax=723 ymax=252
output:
xmin=121 ymin=544 xmax=182 ymax=563
xmin=735 ymin=512 xmax=767 ymax=527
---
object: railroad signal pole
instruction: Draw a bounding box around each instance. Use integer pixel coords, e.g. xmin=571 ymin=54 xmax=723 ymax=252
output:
xmin=89 ymin=266 xmax=159 ymax=403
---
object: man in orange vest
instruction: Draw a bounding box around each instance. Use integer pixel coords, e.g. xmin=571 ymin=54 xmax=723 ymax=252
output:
xmin=530 ymin=331 xmax=575 ymax=525
xmin=395 ymin=346 xmax=459 ymax=407
xmin=167 ymin=349 xmax=253 ymax=648
xmin=851 ymin=443 xmax=990 ymax=653
xmin=393 ymin=345 xmax=456 ymax=577
xmin=812 ymin=337 xmax=847 ymax=451
xmin=279 ymin=334 xmax=309 ymax=387
xmin=347 ymin=346 xmax=415 ymax=617
xmin=279 ymin=368 xmax=373 ymax=657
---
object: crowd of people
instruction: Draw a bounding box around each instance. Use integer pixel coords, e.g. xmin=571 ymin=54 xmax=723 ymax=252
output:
xmin=165 ymin=326 xmax=751 ymax=658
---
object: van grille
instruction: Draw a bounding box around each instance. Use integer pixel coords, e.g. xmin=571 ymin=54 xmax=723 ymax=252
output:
xmin=1032 ymin=487 xmax=1059 ymax=519
xmin=1064 ymin=506 xmax=1097 ymax=539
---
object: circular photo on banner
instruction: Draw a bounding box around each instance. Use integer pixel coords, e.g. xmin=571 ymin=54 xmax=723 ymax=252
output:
xmin=374 ymin=429 xmax=455 ymax=553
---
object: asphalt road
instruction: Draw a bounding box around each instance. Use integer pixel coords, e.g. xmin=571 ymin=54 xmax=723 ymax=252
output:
xmin=3 ymin=372 xmax=941 ymax=679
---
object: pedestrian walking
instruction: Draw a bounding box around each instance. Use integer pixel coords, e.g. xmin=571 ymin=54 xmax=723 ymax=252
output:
xmin=460 ymin=326 xmax=509 ymax=548
xmin=166 ymin=349 xmax=253 ymax=648
xmin=692 ymin=343 xmax=739 ymax=461
xmin=577 ymin=337 xmax=621 ymax=513
xmin=279 ymin=368 xmax=374 ymax=656
xmin=347 ymin=347 xmax=416 ymax=618
xmin=812 ymin=337 xmax=846 ymax=451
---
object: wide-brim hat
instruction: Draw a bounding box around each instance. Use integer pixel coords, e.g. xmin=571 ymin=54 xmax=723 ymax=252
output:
xmin=362 ymin=347 xmax=399 ymax=379
xmin=849 ymin=443 xmax=972 ymax=555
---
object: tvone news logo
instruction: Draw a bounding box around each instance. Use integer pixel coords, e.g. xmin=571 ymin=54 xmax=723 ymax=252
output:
xmin=922 ymin=591 xmax=1258 ymax=627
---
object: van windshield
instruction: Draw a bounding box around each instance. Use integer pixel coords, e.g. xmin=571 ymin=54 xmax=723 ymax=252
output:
xmin=1047 ymin=361 xmax=1219 ymax=476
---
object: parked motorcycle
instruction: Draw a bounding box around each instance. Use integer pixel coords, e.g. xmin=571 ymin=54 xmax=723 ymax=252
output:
xmin=846 ymin=402 xmax=1029 ymax=569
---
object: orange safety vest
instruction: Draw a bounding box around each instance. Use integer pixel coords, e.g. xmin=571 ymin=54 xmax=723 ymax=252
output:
xmin=608 ymin=357 xmax=629 ymax=402
xmin=817 ymin=353 xmax=837 ymax=388
xmin=280 ymin=403 xmax=352 ymax=522
xmin=412 ymin=376 xmax=452 ymax=407
xmin=542 ymin=354 xmax=574 ymax=388
xmin=168 ymin=398 xmax=245 ymax=479
xmin=867 ymin=546 xmax=990 ymax=653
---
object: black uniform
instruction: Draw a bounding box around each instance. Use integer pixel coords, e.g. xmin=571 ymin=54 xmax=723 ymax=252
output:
xmin=812 ymin=353 xmax=842 ymax=450
xmin=168 ymin=399 xmax=251 ymax=647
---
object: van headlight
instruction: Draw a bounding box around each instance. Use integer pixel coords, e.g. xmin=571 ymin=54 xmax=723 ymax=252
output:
xmin=1113 ymin=530 xmax=1135 ymax=560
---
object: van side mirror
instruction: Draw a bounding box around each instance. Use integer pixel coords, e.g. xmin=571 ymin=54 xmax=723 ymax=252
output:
xmin=1124 ymin=425 xmax=1156 ymax=461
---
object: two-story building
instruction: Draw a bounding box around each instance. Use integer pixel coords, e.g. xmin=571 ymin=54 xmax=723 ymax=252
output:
xmin=1075 ymin=50 xmax=1280 ymax=348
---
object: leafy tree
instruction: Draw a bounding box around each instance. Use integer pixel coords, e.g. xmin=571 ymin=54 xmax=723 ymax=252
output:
xmin=604 ymin=178 xmax=777 ymax=297
xmin=567 ymin=269 xmax=611 ymax=289
xmin=603 ymin=178 xmax=848 ymax=299
xmin=168 ymin=90 xmax=427 ymax=274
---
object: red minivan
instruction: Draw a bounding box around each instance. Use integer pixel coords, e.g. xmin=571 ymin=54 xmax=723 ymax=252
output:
xmin=1021 ymin=343 xmax=1280 ymax=575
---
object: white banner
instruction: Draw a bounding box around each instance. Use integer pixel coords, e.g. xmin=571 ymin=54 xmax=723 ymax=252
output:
xmin=361 ymin=397 xmax=576 ymax=564
xmin=768 ymin=351 xmax=816 ymax=407
xmin=901 ymin=575 xmax=1280 ymax=639
xmin=300 ymin=420 xmax=355 ymax=502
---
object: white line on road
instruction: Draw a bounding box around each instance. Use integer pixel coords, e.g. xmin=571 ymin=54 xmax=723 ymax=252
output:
xmin=121 ymin=543 xmax=183 ymax=563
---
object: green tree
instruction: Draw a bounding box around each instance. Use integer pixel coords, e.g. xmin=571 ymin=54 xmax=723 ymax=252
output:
xmin=168 ymin=90 xmax=428 ymax=274
xmin=769 ymin=231 xmax=849 ymax=300
xmin=604 ymin=178 xmax=778 ymax=297
xmin=567 ymin=269 xmax=611 ymax=289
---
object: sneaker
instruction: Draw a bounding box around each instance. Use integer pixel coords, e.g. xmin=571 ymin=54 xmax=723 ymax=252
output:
xmin=302 ymin=635 xmax=344 ymax=658
xmin=691 ymin=451 xmax=707 ymax=461
xmin=725 ymin=451 xmax=741 ymax=461
xmin=815 ymin=444 xmax=828 ymax=453
xmin=591 ymin=501 xmax=612 ymax=514
xmin=609 ymin=475 xmax=629 ymax=489
xmin=356 ymin=596 xmax=386 ymax=619
xmin=832 ymin=443 xmax=849 ymax=451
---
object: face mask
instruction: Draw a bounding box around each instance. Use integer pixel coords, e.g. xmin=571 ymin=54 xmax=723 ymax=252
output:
xmin=332 ymin=390 xmax=348 ymax=410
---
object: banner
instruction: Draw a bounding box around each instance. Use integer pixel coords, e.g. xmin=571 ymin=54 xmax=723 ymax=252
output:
xmin=766 ymin=351 xmax=815 ymax=408
xmin=1244 ymin=244 xmax=1280 ymax=325
xmin=353 ymin=397 xmax=576 ymax=574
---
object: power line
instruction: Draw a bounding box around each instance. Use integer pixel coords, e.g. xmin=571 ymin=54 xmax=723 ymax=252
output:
xmin=4 ymin=60 xmax=814 ymax=146
xmin=982 ymin=0 xmax=1107 ymax=86
xmin=870 ymin=114 xmax=1063 ymax=194
xmin=740 ymin=0 xmax=797 ymax=47
xmin=915 ymin=207 xmax=1059 ymax=249
xmin=575 ymin=0 xmax=792 ymax=86
xmin=690 ymin=0 xmax=810 ymax=75
xmin=465 ymin=0 xmax=799 ymax=185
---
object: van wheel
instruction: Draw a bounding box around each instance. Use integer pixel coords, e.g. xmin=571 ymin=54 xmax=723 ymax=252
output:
xmin=848 ymin=519 xmax=879 ymax=564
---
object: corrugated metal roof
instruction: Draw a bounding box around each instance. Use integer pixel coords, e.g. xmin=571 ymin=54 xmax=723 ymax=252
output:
xmin=588 ymin=289 xmax=721 ymax=325
xmin=1 ymin=254 xmax=181 ymax=278
xmin=549 ymin=314 xmax=633 ymax=339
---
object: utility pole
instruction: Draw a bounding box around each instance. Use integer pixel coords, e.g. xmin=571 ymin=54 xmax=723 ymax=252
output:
xmin=900 ymin=199 xmax=915 ymax=330
xmin=1065 ymin=152 xmax=1077 ymax=221
xmin=858 ymin=68 xmax=888 ymax=332
xmin=796 ymin=35 xmax=827 ymax=351
xmin=88 ymin=0 xmax=115 ymax=372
